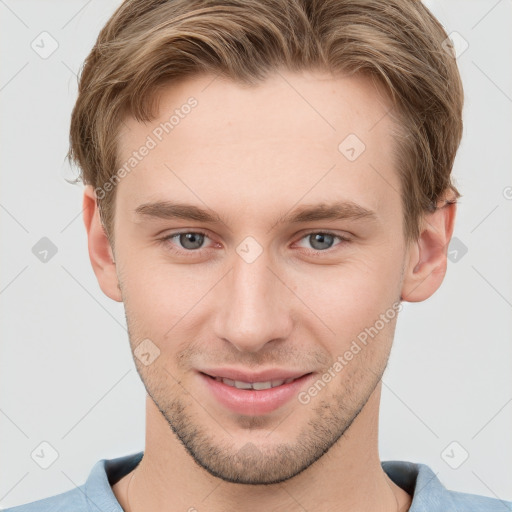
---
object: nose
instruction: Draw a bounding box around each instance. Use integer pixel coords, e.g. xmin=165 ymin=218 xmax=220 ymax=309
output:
xmin=213 ymin=249 xmax=293 ymax=353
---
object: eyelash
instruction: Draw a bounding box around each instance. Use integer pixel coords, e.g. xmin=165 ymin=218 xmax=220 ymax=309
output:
xmin=157 ymin=230 xmax=351 ymax=256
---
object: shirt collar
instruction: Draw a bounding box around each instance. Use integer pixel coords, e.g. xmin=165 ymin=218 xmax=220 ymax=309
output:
xmin=83 ymin=451 xmax=456 ymax=512
xmin=382 ymin=460 xmax=458 ymax=511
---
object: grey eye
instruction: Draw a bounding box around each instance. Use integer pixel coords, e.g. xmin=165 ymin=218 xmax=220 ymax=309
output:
xmin=308 ymin=233 xmax=335 ymax=250
xmin=178 ymin=232 xmax=205 ymax=250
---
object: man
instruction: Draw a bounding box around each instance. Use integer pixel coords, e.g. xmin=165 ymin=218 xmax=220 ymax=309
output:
xmin=5 ymin=0 xmax=511 ymax=511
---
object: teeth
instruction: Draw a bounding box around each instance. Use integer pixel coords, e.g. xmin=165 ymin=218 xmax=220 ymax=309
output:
xmin=234 ymin=380 xmax=253 ymax=390
xmin=214 ymin=376 xmax=298 ymax=390
xmin=252 ymin=381 xmax=273 ymax=390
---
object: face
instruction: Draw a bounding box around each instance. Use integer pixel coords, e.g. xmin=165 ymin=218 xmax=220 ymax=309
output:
xmin=106 ymin=69 xmax=410 ymax=484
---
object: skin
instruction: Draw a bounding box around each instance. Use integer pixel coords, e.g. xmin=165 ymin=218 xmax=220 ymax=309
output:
xmin=83 ymin=69 xmax=456 ymax=512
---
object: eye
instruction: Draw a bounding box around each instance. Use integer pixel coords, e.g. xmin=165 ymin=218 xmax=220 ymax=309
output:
xmin=159 ymin=231 xmax=212 ymax=252
xmin=295 ymin=231 xmax=350 ymax=252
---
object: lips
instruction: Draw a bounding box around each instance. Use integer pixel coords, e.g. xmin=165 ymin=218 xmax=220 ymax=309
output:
xmin=198 ymin=368 xmax=315 ymax=415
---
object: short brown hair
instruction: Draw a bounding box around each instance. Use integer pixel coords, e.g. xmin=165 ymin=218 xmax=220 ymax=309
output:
xmin=68 ymin=0 xmax=463 ymax=247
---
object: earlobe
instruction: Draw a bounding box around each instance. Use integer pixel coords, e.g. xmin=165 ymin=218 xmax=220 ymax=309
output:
xmin=401 ymin=198 xmax=457 ymax=303
xmin=82 ymin=185 xmax=122 ymax=302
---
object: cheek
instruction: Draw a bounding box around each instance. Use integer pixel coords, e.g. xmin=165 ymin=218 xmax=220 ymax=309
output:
xmin=288 ymin=251 xmax=403 ymax=330
xmin=119 ymin=256 xmax=219 ymax=336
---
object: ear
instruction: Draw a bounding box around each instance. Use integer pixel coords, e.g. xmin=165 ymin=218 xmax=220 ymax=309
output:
xmin=401 ymin=197 xmax=457 ymax=302
xmin=82 ymin=185 xmax=122 ymax=302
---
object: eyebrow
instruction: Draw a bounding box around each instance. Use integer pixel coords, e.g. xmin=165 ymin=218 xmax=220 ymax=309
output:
xmin=133 ymin=200 xmax=378 ymax=228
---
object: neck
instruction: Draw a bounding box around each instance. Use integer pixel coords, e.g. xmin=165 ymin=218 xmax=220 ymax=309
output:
xmin=114 ymin=383 xmax=411 ymax=512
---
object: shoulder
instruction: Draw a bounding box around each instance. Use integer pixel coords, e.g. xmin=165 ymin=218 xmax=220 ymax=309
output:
xmin=1 ymin=487 xmax=88 ymax=512
xmin=1 ymin=451 xmax=143 ymax=512
xmin=442 ymin=488 xmax=512 ymax=511
xmin=382 ymin=460 xmax=512 ymax=512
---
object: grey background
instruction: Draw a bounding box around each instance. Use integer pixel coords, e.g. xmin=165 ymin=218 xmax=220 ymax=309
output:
xmin=1 ymin=0 xmax=511 ymax=508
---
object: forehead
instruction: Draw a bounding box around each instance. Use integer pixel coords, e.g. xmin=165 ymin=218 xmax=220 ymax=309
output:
xmin=116 ymin=69 xmax=400 ymax=228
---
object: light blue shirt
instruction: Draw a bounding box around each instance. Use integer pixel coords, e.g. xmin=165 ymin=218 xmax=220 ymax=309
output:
xmin=3 ymin=451 xmax=511 ymax=511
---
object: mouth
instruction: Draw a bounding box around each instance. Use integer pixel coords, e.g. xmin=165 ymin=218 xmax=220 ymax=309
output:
xmin=198 ymin=370 xmax=315 ymax=415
